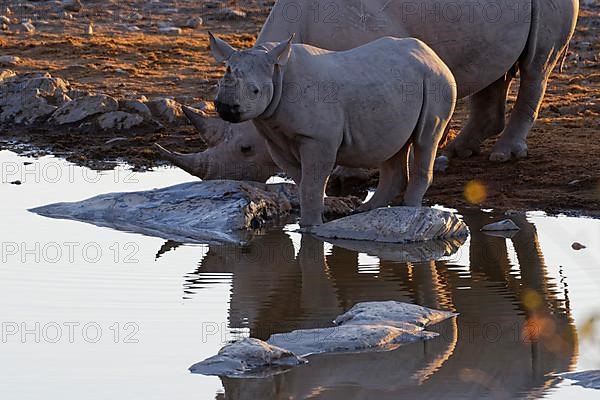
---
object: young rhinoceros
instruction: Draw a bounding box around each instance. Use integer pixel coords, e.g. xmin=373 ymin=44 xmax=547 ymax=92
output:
xmin=210 ymin=33 xmax=456 ymax=227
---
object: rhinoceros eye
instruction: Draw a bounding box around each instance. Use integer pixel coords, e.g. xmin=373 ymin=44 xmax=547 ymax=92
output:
xmin=240 ymin=145 xmax=253 ymax=155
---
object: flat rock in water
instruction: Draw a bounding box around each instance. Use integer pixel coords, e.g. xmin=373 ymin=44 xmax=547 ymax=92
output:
xmin=189 ymin=338 xmax=306 ymax=377
xmin=333 ymin=301 xmax=457 ymax=329
xmin=190 ymin=301 xmax=456 ymax=377
xmin=312 ymin=207 xmax=468 ymax=244
xmin=267 ymin=323 xmax=436 ymax=357
xmin=30 ymin=181 xmax=297 ymax=245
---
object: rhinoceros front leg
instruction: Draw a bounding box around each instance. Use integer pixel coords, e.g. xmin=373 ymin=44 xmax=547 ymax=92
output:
xmin=356 ymin=143 xmax=410 ymax=212
xmin=298 ymin=140 xmax=337 ymax=227
xmin=443 ymin=72 xmax=514 ymax=159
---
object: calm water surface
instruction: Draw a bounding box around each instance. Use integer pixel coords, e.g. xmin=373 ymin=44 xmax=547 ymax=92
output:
xmin=0 ymin=150 xmax=599 ymax=399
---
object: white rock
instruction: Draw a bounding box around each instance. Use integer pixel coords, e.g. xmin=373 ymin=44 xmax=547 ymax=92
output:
xmin=0 ymin=16 xmax=10 ymax=24
xmin=97 ymin=111 xmax=144 ymax=130
xmin=178 ymin=17 xmax=203 ymax=28
xmin=119 ymin=99 xmax=152 ymax=118
xmin=480 ymin=219 xmax=520 ymax=232
xmin=333 ymin=301 xmax=457 ymax=329
xmin=216 ymin=7 xmax=247 ymax=20
xmin=29 ymin=181 xmax=300 ymax=245
xmin=268 ymin=323 xmax=436 ymax=357
xmin=189 ymin=338 xmax=306 ymax=376
xmin=158 ymin=26 xmax=181 ymax=35
xmin=312 ymin=207 xmax=469 ymax=244
xmin=0 ymin=69 xmax=16 ymax=81
xmin=190 ymin=301 xmax=456 ymax=377
xmin=49 ymin=94 xmax=119 ymax=125
xmin=21 ymin=22 xmax=35 ymax=33
xmin=147 ymin=98 xmax=186 ymax=125
xmin=0 ymin=56 xmax=21 ymax=67
xmin=0 ymin=73 xmax=71 ymax=125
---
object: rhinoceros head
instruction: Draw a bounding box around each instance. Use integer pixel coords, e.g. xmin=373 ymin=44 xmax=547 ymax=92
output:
xmin=155 ymin=106 xmax=280 ymax=182
xmin=209 ymin=32 xmax=293 ymax=122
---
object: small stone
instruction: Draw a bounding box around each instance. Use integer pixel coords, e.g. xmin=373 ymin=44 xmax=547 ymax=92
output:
xmin=0 ymin=56 xmax=21 ymax=67
xmin=97 ymin=111 xmax=144 ymax=130
xmin=62 ymin=0 xmax=82 ymax=13
xmin=119 ymin=99 xmax=152 ymax=118
xmin=0 ymin=69 xmax=16 ymax=81
xmin=434 ymin=155 xmax=449 ymax=173
xmin=571 ymin=242 xmax=587 ymax=250
xmin=127 ymin=26 xmax=141 ymax=32
xmin=1 ymin=23 xmax=7 ymax=31
xmin=178 ymin=17 xmax=203 ymax=29
xmin=147 ymin=98 xmax=186 ymax=125
xmin=0 ymin=15 xmax=10 ymax=24
xmin=66 ymin=89 xmax=91 ymax=99
xmin=481 ymin=219 xmax=520 ymax=232
xmin=158 ymin=26 xmax=182 ymax=35
xmin=216 ymin=7 xmax=247 ymax=20
xmin=21 ymin=22 xmax=35 ymax=33
xmin=85 ymin=23 xmax=93 ymax=36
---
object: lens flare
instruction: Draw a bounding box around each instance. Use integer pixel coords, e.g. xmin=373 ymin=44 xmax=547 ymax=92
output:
xmin=464 ymin=180 xmax=487 ymax=204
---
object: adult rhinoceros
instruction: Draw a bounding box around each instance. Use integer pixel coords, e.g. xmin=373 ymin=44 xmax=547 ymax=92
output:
xmin=157 ymin=0 xmax=577 ymax=179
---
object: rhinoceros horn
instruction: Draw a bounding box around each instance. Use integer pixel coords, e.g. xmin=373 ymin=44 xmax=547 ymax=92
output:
xmin=181 ymin=105 xmax=225 ymax=147
xmin=154 ymin=143 xmax=209 ymax=178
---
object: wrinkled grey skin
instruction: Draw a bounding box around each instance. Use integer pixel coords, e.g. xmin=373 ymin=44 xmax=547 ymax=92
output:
xmin=211 ymin=35 xmax=456 ymax=226
xmin=154 ymin=106 xmax=278 ymax=182
xmin=257 ymin=0 xmax=578 ymax=162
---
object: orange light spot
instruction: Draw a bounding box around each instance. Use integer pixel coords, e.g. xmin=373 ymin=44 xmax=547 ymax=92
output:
xmin=464 ymin=180 xmax=487 ymax=204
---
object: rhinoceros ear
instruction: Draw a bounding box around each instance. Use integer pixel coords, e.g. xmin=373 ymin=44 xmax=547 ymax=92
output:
xmin=209 ymin=31 xmax=236 ymax=63
xmin=268 ymin=34 xmax=294 ymax=66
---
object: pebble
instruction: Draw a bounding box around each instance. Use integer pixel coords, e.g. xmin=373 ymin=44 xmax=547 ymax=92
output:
xmin=159 ymin=26 xmax=182 ymax=35
xmin=216 ymin=7 xmax=247 ymax=20
xmin=21 ymin=22 xmax=36 ymax=33
xmin=571 ymin=242 xmax=587 ymax=250
xmin=0 ymin=56 xmax=22 ymax=67
xmin=0 ymin=15 xmax=10 ymax=24
xmin=178 ymin=17 xmax=203 ymax=29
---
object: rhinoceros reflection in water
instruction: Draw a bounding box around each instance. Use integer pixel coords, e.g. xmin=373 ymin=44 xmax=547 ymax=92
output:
xmin=179 ymin=211 xmax=576 ymax=399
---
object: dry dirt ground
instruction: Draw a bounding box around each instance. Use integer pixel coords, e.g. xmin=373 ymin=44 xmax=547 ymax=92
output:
xmin=1 ymin=0 xmax=599 ymax=215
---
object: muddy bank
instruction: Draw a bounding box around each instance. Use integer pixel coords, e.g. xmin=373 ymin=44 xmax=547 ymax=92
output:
xmin=1 ymin=1 xmax=599 ymax=213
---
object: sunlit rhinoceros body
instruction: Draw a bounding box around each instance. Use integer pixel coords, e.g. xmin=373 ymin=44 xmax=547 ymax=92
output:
xmin=210 ymin=35 xmax=456 ymax=226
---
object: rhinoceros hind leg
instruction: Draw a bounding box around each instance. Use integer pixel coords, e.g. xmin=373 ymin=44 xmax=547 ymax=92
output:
xmin=404 ymin=114 xmax=449 ymax=207
xmin=490 ymin=0 xmax=577 ymax=162
xmin=489 ymin=73 xmax=549 ymax=162
xmin=356 ymin=144 xmax=410 ymax=212
xmin=444 ymin=72 xmax=514 ymax=159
